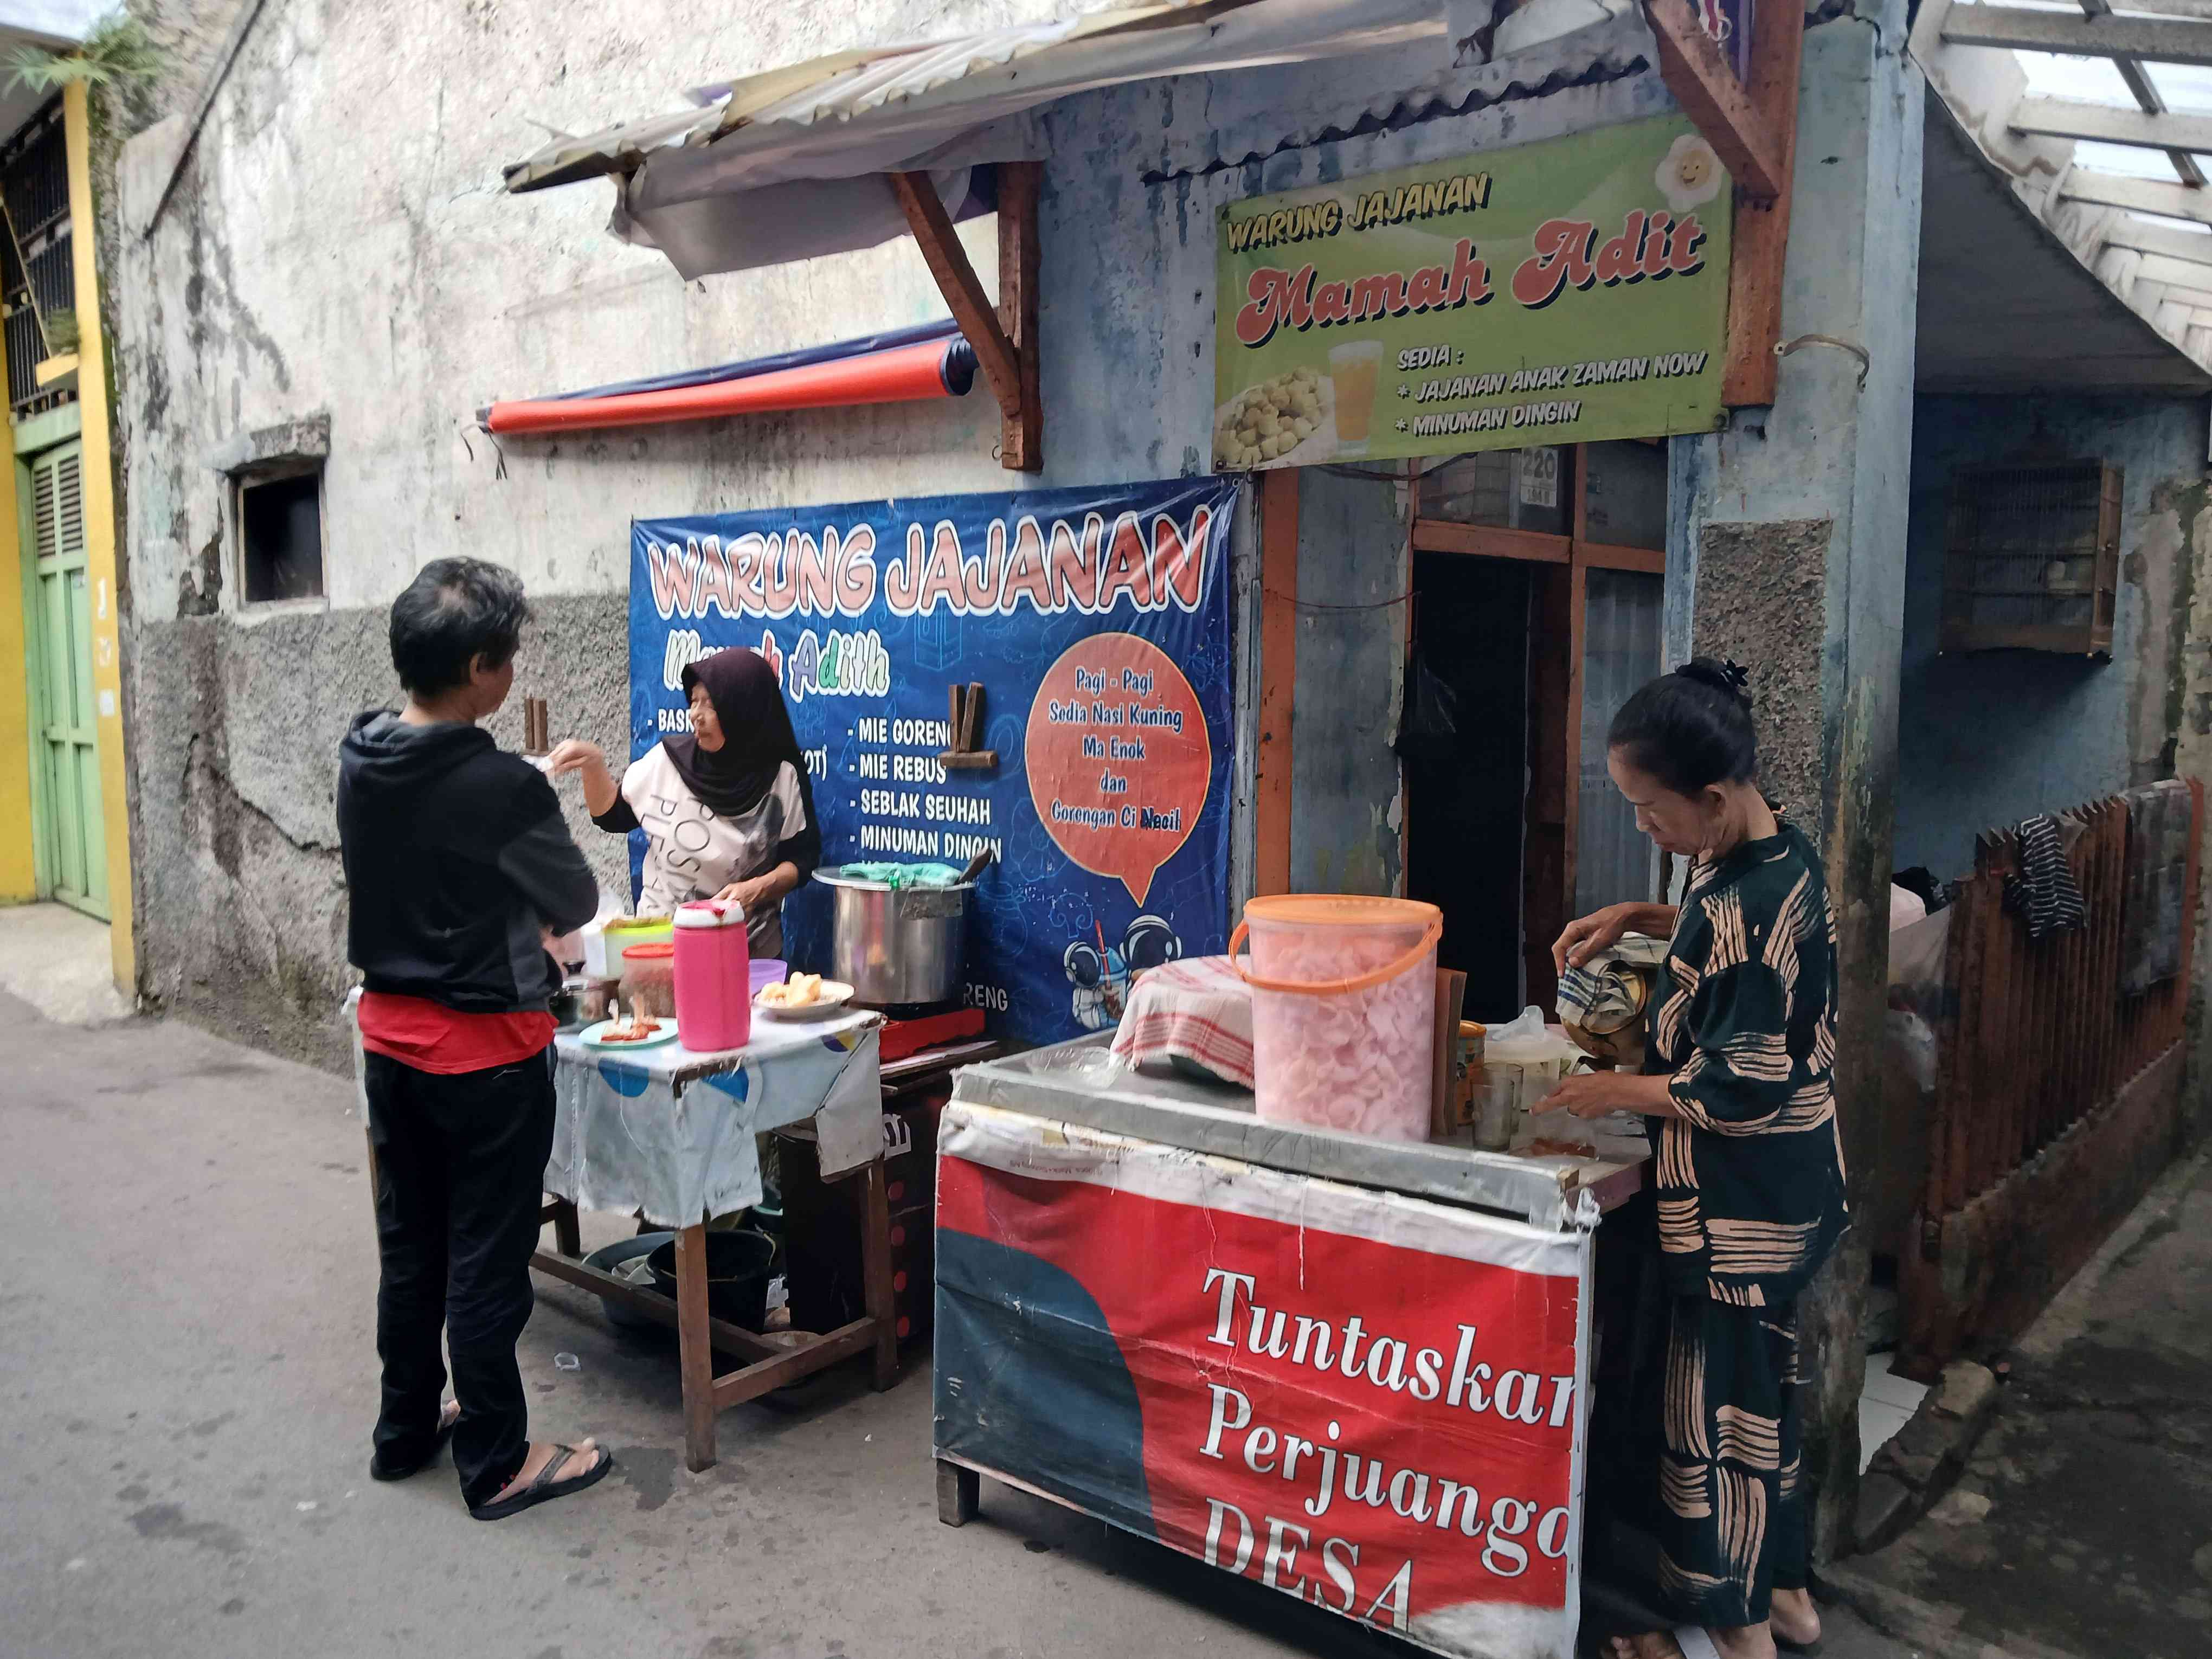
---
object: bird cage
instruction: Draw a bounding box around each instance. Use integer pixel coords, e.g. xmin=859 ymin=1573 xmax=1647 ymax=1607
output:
xmin=1939 ymin=460 xmax=2119 ymax=658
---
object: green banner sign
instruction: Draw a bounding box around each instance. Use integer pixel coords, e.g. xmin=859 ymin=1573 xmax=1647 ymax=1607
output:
xmin=1212 ymin=115 xmax=1733 ymax=472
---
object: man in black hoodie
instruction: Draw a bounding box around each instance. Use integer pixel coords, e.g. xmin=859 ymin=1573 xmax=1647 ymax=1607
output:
xmin=338 ymin=557 xmax=612 ymax=1520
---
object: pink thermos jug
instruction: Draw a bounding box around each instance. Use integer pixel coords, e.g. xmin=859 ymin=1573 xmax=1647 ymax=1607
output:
xmin=673 ymin=899 xmax=751 ymax=1050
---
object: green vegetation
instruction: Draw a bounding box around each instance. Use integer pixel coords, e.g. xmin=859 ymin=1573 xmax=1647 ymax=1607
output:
xmin=7 ymin=13 xmax=163 ymax=97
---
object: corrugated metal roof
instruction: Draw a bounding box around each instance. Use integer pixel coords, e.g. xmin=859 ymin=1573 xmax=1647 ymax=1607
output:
xmin=501 ymin=0 xmax=1448 ymax=195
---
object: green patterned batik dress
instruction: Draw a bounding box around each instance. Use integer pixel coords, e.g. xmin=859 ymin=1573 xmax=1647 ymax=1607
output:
xmin=1640 ymin=819 xmax=1850 ymax=1629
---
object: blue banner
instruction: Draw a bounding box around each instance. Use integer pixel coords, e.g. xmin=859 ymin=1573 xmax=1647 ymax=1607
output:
xmin=629 ymin=477 xmax=1239 ymax=1045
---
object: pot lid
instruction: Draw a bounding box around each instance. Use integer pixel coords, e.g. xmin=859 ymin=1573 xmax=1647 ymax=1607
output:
xmin=674 ymin=900 xmax=747 ymax=928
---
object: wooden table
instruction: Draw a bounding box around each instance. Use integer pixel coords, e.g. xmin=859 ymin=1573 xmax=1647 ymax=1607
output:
xmin=530 ymin=1010 xmax=899 ymax=1471
xmin=530 ymin=1173 xmax=898 ymax=1472
xmin=349 ymin=993 xmax=905 ymax=1474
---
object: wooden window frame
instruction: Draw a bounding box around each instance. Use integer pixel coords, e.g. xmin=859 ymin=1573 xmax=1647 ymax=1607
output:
xmin=1408 ymin=444 xmax=1665 ymax=1008
xmin=232 ymin=458 xmax=328 ymax=610
xmin=1938 ymin=458 xmax=2120 ymax=659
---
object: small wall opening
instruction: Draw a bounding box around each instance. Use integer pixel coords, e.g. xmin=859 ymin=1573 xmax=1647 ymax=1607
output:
xmin=237 ymin=467 xmax=324 ymax=604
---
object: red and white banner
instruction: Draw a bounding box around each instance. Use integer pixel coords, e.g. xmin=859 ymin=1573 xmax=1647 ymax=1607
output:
xmin=935 ymin=1102 xmax=1592 ymax=1658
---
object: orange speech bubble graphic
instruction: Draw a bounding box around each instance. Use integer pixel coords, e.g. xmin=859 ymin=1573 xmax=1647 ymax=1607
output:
xmin=1026 ymin=634 xmax=1212 ymax=905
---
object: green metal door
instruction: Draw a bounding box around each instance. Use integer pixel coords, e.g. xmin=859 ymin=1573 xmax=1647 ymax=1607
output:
xmin=18 ymin=441 xmax=106 ymax=918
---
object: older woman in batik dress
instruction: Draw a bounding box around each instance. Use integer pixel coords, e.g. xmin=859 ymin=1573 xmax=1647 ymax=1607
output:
xmin=1542 ymin=659 xmax=1849 ymax=1659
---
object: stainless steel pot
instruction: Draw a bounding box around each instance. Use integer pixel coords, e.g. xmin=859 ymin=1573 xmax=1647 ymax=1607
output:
xmin=812 ymin=866 xmax=974 ymax=1005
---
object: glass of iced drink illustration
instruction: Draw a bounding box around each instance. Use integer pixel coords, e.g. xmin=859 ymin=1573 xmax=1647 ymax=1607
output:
xmin=1327 ymin=340 xmax=1384 ymax=455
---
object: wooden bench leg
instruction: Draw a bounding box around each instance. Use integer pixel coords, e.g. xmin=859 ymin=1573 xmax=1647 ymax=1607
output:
xmin=674 ymin=1223 xmax=718 ymax=1471
xmin=861 ymin=1159 xmax=900 ymax=1391
xmin=936 ymin=1458 xmax=979 ymax=1526
xmin=548 ymin=1195 xmax=581 ymax=1259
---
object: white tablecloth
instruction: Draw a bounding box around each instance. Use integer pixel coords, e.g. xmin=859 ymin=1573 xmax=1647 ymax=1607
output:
xmin=348 ymin=991 xmax=883 ymax=1229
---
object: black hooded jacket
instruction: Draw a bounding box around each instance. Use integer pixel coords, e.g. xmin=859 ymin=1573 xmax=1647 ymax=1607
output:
xmin=337 ymin=711 xmax=599 ymax=1012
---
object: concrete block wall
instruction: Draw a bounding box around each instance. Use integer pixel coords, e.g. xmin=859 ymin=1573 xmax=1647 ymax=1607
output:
xmin=128 ymin=595 xmax=630 ymax=1071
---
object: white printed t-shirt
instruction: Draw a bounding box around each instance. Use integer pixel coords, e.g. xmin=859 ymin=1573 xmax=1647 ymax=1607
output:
xmin=619 ymin=745 xmax=808 ymax=956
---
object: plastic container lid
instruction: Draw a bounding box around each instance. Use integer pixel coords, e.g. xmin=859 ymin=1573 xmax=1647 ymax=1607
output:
xmin=621 ymin=942 xmax=677 ymax=961
xmin=1242 ymin=894 xmax=1442 ymax=929
xmin=674 ymin=900 xmax=746 ymax=929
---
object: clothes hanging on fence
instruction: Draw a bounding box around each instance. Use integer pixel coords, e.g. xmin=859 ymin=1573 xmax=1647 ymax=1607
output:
xmin=2002 ymin=814 xmax=2087 ymax=940
xmin=2120 ymin=780 xmax=2191 ymax=995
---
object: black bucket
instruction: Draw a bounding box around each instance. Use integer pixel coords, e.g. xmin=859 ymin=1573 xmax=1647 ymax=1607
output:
xmin=645 ymin=1229 xmax=776 ymax=1332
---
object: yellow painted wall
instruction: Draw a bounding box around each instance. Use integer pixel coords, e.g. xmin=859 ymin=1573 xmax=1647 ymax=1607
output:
xmin=65 ymin=84 xmax=134 ymax=991
xmin=0 ymin=335 xmax=29 ymax=902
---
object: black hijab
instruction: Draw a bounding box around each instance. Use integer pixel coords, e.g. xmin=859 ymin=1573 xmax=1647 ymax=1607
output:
xmin=668 ymin=649 xmax=822 ymax=873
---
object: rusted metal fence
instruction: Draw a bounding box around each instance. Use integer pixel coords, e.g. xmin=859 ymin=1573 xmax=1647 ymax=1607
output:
xmin=1922 ymin=781 xmax=2202 ymax=1230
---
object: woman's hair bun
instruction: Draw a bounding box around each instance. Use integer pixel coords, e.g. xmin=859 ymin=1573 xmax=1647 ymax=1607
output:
xmin=1607 ymin=656 xmax=1759 ymax=794
xmin=1675 ymin=657 xmax=1751 ymax=705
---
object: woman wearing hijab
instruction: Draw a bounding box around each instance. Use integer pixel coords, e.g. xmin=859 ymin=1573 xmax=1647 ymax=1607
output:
xmin=546 ymin=647 xmax=820 ymax=954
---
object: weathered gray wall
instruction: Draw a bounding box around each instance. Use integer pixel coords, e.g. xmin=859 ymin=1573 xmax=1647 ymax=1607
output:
xmin=1289 ymin=469 xmax=1406 ymax=897
xmin=1667 ymin=0 xmax=1925 ymax=1555
xmin=1895 ymin=394 xmax=2208 ymax=881
xmin=107 ymin=0 xmax=1056 ymax=1054
xmin=1030 ymin=12 xmax=1671 ymax=486
xmin=104 ymin=0 xmax=1677 ymax=1060
xmin=1028 ymin=12 xmax=1676 ymax=905
xmin=2165 ymin=454 xmax=2212 ymax=1147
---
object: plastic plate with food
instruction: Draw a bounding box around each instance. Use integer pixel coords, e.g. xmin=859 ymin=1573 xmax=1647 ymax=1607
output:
xmin=578 ymin=1014 xmax=679 ymax=1049
xmin=753 ymin=973 xmax=854 ymax=1020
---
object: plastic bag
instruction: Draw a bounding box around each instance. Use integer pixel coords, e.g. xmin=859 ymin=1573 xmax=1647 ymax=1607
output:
xmin=1393 ymin=647 xmax=1461 ymax=768
xmin=554 ymin=889 xmax=626 ymax=974
xmin=1486 ymin=1005 xmax=1579 ymax=1059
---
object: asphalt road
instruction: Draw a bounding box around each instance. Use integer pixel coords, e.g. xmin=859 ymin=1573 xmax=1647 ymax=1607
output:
xmin=0 ymin=988 xmax=1912 ymax=1659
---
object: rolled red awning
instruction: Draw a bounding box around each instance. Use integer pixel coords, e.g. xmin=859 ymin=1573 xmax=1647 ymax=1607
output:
xmin=482 ymin=337 xmax=974 ymax=436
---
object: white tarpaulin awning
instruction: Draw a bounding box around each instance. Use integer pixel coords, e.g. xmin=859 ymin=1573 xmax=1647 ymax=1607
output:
xmin=498 ymin=0 xmax=1455 ymax=278
xmin=499 ymin=0 xmax=1646 ymax=277
xmin=503 ymin=1 xmax=1448 ymax=195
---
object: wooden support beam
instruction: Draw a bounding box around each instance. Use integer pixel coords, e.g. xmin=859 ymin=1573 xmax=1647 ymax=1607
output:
xmin=2011 ymin=95 xmax=2212 ymax=155
xmin=2130 ymin=248 xmax=2212 ymax=290
xmin=2101 ymin=214 xmax=2212 ymax=262
xmin=1943 ymin=5 xmax=2212 ymax=66
xmin=1410 ymin=519 xmax=1572 ymax=563
xmin=2062 ymin=167 xmax=2212 ymax=228
xmin=2102 ymin=0 xmax=2212 ymax=20
xmin=1256 ymin=469 xmax=1298 ymax=898
xmin=2137 ymin=277 xmax=2212 ymax=311
xmin=1646 ymin=0 xmax=1787 ymax=201
xmin=1721 ymin=0 xmax=1804 ymax=404
xmin=2089 ymin=0 xmax=2209 ymax=185
xmin=889 ymin=170 xmax=1027 ymax=424
xmin=995 ymin=160 xmax=1044 ymax=472
xmin=1523 ymin=561 xmax=1574 ymax=1010
xmin=1578 ymin=539 xmax=1669 ymax=573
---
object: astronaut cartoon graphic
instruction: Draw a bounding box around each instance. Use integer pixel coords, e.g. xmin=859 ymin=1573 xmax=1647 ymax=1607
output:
xmin=1063 ymin=938 xmax=1127 ymax=1032
xmin=1120 ymin=914 xmax=1184 ymax=978
xmin=1064 ymin=915 xmax=1186 ymax=1030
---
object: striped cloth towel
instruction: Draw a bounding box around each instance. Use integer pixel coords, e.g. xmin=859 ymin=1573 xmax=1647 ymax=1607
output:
xmin=1109 ymin=954 xmax=1255 ymax=1089
xmin=2003 ymin=813 xmax=2087 ymax=939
